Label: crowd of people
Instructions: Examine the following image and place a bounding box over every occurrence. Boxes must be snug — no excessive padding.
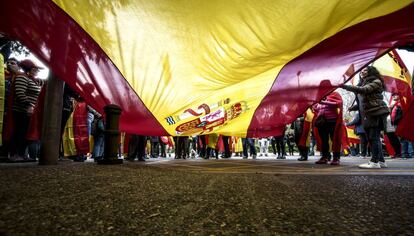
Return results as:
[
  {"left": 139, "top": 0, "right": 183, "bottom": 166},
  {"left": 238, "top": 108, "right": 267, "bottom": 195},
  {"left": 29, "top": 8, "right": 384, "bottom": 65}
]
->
[{"left": 1, "top": 56, "right": 413, "bottom": 169}]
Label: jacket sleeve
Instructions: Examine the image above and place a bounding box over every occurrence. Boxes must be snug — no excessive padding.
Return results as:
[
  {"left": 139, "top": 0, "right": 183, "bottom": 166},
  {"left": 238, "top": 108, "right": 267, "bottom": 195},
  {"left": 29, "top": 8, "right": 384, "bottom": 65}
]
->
[{"left": 340, "top": 79, "right": 382, "bottom": 94}]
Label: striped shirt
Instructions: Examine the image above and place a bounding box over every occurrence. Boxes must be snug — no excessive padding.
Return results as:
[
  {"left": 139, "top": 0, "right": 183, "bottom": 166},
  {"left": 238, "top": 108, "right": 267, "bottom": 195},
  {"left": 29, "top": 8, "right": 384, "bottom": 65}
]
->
[{"left": 13, "top": 75, "right": 42, "bottom": 113}]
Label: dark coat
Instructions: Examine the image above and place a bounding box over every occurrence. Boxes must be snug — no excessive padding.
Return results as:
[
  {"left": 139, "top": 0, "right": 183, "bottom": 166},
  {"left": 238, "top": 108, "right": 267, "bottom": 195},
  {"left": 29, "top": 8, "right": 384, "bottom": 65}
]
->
[{"left": 341, "top": 75, "right": 389, "bottom": 118}]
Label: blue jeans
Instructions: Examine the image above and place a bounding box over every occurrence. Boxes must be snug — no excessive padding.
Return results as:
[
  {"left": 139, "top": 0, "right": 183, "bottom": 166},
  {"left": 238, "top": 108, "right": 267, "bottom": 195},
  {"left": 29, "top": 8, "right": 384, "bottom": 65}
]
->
[
  {"left": 401, "top": 139, "right": 414, "bottom": 158},
  {"left": 87, "top": 112, "right": 94, "bottom": 136},
  {"left": 366, "top": 127, "right": 384, "bottom": 163},
  {"left": 92, "top": 135, "right": 104, "bottom": 158},
  {"left": 242, "top": 138, "right": 256, "bottom": 157}
]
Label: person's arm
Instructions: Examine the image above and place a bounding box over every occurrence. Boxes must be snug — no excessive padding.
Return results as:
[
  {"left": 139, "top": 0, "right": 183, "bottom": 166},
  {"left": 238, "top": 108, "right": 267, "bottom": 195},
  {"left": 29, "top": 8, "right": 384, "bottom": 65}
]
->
[
  {"left": 87, "top": 105, "right": 102, "bottom": 118},
  {"left": 346, "top": 114, "right": 359, "bottom": 126},
  {"left": 340, "top": 78, "right": 382, "bottom": 94}
]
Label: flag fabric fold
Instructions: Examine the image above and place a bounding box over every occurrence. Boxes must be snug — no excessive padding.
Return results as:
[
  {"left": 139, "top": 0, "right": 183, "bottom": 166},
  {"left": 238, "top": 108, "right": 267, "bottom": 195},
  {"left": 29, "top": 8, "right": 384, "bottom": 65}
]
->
[{"left": 1, "top": 0, "right": 414, "bottom": 137}]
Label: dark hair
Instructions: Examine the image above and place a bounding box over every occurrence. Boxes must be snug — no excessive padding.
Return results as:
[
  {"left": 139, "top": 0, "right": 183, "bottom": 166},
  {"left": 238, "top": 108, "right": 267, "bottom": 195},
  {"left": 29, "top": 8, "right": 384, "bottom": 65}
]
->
[
  {"left": 6, "top": 57, "right": 18, "bottom": 63},
  {"left": 366, "top": 66, "right": 386, "bottom": 90}
]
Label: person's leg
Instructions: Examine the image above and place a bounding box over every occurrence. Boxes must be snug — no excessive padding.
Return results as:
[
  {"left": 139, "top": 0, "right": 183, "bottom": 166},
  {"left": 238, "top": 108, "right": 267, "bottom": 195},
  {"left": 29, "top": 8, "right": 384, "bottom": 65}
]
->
[
  {"left": 249, "top": 139, "right": 257, "bottom": 158},
  {"left": 27, "top": 141, "right": 41, "bottom": 160},
  {"left": 368, "top": 127, "right": 383, "bottom": 163},
  {"left": 159, "top": 142, "right": 165, "bottom": 157},
  {"left": 242, "top": 138, "right": 248, "bottom": 158},
  {"left": 276, "top": 139, "right": 281, "bottom": 157},
  {"left": 408, "top": 142, "right": 414, "bottom": 158},
  {"left": 222, "top": 136, "right": 230, "bottom": 158},
  {"left": 401, "top": 139, "right": 408, "bottom": 159},
  {"left": 13, "top": 111, "right": 30, "bottom": 158},
  {"left": 317, "top": 122, "right": 330, "bottom": 163},
  {"left": 298, "top": 146, "right": 308, "bottom": 160},
  {"left": 281, "top": 137, "right": 286, "bottom": 157},
  {"left": 360, "top": 133, "right": 368, "bottom": 157},
  {"left": 328, "top": 121, "right": 340, "bottom": 161},
  {"left": 137, "top": 136, "right": 146, "bottom": 161},
  {"left": 93, "top": 135, "right": 104, "bottom": 159},
  {"left": 271, "top": 138, "right": 276, "bottom": 155},
  {"left": 127, "top": 135, "right": 138, "bottom": 160}
]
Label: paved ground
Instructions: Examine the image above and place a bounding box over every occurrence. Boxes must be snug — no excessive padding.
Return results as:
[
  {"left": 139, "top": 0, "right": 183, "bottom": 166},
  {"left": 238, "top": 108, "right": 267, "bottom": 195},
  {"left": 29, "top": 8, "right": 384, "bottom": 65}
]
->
[
  {"left": 0, "top": 155, "right": 413, "bottom": 235},
  {"left": 144, "top": 155, "right": 414, "bottom": 175}
]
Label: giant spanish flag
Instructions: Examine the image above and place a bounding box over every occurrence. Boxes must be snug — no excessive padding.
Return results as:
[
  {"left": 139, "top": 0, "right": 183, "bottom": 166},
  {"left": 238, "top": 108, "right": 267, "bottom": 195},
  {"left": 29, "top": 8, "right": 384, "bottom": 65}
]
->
[{"left": 1, "top": 1, "right": 414, "bottom": 137}]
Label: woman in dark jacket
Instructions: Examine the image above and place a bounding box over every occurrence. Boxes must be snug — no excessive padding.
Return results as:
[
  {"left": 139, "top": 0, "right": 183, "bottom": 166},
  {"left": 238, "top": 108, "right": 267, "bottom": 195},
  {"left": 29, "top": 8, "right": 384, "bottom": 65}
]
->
[{"left": 340, "top": 66, "right": 389, "bottom": 169}]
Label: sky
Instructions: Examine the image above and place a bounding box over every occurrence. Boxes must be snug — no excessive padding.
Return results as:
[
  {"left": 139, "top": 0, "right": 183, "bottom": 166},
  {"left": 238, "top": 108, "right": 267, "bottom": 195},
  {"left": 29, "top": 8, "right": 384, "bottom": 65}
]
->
[{"left": 12, "top": 49, "right": 414, "bottom": 81}]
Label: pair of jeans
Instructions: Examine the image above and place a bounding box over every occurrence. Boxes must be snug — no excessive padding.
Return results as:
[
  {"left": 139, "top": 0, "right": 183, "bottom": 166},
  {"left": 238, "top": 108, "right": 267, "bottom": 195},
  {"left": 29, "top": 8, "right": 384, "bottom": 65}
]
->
[
  {"left": 401, "top": 139, "right": 414, "bottom": 158},
  {"left": 359, "top": 133, "right": 369, "bottom": 156},
  {"left": 92, "top": 135, "right": 104, "bottom": 158},
  {"left": 28, "top": 141, "right": 41, "bottom": 159},
  {"left": 242, "top": 138, "right": 256, "bottom": 157},
  {"left": 87, "top": 112, "right": 94, "bottom": 136},
  {"left": 366, "top": 127, "right": 384, "bottom": 163},
  {"left": 222, "top": 136, "right": 231, "bottom": 158}
]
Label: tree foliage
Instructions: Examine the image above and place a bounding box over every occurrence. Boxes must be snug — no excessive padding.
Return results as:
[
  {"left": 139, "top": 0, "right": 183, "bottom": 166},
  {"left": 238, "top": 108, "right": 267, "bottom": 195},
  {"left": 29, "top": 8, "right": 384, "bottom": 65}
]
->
[{"left": 0, "top": 38, "right": 30, "bottom": 60}]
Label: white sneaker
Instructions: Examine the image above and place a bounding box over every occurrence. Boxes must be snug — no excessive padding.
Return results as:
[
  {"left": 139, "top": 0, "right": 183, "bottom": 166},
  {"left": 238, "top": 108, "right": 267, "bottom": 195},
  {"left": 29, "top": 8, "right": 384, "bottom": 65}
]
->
[
  {"left": 379, "top": 162, "right": 387, "bottom": 168},
  {"left": 358, "top": 161, "right": 381, "bottom": 169}
]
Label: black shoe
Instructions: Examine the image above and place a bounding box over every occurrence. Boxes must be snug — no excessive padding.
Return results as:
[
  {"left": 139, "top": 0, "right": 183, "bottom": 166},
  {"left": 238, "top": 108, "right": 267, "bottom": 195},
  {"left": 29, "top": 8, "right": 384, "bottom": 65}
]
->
[
  {"left": 73, "top": 156, "right": 85, "bottom": 162},
  {"left": 297, "top": 156, "right": 308, "bottom": 161}
]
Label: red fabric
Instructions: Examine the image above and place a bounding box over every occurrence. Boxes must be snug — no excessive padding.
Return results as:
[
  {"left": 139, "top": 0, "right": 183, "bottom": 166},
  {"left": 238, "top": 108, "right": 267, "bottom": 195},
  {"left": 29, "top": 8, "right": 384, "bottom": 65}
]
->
[
  {"left": 73, "top": 101, "right": 89, "bottom": 155},
  {"left": 384, "top": 135, "right": 395, "bottom": 156},
  {"left": 217, "top": 135, "right": 224, "bottom": 152},
  {"left": 26, "top": 85, "right": 46, "bottom": 140},
  {"left": 390, "top": 101, "right": 401, "bottom": 124},
  {"left": 341, "top": 123, "right": 349, "bottom": 150},
  {"left": 0, "top": 0, "right": 168, "bottom": 136},
  {"left": 298, "top": 112, "right": 311, "bottom": 147},
  {"left": 246, "top": 4, "right": 414, "bottom": 137},
  {"left": 329, "top": 92, "right": 344, "bottom": 152},
  {"left": 161, "top": 136, "right": 174, "bottom": 148},
  {"left": 396, "top": 95, "right": 414, "bottom": 142},
  {"left": 124, "top": 133, "right": 130, "bottom": 153}
]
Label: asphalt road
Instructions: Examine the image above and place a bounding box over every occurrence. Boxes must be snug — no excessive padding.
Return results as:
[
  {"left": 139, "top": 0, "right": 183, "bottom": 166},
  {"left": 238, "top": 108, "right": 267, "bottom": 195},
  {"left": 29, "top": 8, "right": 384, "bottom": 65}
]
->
[{"left": 0, "top": 156, "right": 413, "bottom": 235}]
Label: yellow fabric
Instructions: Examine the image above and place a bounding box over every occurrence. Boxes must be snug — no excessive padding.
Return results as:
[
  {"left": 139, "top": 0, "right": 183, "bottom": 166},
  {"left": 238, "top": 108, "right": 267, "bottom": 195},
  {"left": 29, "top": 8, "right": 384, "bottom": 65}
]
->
[
  {"left": 347, "top": 127, "right": 360, "bottom": 142},
  {"left": 232, "top": 137, "right": 243, "bottom": 153},
  {"left": 0, "top": 55, "right": 4, "bottom": 145},
  {"left": 207, "top": 133, "right": 219, "bottom": 149},
  {"left": 62, "top": 112, "right": 77, "bottom": 156},
  {"left": 373, "top": 50, "right": 412, "bottom": 85},
  {"left": 304, "top": 109, "right": 314, "bottom": 147},
  {"left": 53, "top": 0, "right": 412, "bottom": 137}
]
